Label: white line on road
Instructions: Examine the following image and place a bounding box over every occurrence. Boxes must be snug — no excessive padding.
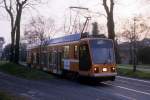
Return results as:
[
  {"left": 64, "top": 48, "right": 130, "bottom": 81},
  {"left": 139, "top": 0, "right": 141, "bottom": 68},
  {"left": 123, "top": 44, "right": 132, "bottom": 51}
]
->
[
  {"left": 117, "top": 76, "right": 150, "bottom": 84},
  {"left": 114, "top": 93, "right": 136, "bottom": 100},
  {"left": 103, "top": 82, "right": 150, "bottom": 96}
]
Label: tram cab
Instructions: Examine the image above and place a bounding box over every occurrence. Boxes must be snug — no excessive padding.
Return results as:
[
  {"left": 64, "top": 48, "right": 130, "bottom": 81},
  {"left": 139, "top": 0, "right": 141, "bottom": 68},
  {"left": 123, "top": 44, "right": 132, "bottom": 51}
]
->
[{"left": 79, "top": 35, "right": 117, "bottom": 81}]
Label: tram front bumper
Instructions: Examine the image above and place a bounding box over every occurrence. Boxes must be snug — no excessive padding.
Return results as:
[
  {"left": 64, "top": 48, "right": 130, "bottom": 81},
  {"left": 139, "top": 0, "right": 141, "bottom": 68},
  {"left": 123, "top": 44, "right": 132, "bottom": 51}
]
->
[{"left": 92, "top": 73, "right": 117, "bottom": 77}]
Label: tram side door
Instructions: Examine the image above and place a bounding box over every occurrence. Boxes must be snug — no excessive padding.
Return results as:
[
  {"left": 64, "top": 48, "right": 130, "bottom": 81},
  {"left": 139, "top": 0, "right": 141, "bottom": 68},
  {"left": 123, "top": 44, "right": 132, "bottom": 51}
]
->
[
  {"left": 79, "top": 43, "right": 91, "bottom": 71},
  {"left": 56, "top": 52, "right": 62, "bottom": 74}
]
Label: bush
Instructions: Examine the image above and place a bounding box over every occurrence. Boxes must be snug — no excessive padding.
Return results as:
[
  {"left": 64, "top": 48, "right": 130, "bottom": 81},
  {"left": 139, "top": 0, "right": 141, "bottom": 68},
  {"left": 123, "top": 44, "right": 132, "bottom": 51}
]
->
[{"left": 138, "top": 47, "right": 150, "bottom": 64}]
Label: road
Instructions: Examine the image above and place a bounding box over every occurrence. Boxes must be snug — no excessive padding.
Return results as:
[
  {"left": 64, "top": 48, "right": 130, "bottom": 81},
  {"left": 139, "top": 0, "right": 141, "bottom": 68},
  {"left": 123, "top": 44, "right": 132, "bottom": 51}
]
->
[{"left": 0, "top": 72, "right": 150, "bottom": 100}]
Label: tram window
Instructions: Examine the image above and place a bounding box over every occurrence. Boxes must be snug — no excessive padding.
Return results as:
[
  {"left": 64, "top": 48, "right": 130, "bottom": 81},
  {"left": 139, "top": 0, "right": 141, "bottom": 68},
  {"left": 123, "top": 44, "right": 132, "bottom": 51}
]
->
[
  {"left": 33, "top": 53, "right": 36, "bottom": 64},
  {"left": 44, "top": 53, "right": 48, "bottom": 65},
  {"left": 49, "top": 53, "right": 52, "bottom": 64},
  {"left": 74, "top": 45, "right": 78, "bottom": 59},
  {"left": 79, "top": 44, "right": 91, "bottom": 70},
  {"left": 41, "top": 53, "right": 44, "bottom": 64},
  {"left": 36, "top": 53, "right": 39, "bottom": 64},
  {"left": 41, "top": 53, "right": 47, "bottom": 65},
  {"left": 31, "top": 53, "right": 34, "bottom": 64},
  {"left": 63, "top": 46, "right": 69, "bottom": 59}
]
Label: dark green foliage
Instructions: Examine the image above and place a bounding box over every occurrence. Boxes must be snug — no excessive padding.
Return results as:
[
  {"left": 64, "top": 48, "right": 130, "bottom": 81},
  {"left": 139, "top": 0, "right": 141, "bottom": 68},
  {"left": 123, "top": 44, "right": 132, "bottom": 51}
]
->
[
  {"left": 138, "top": 47, "right": 150, "bottom": 64},
  {"left": 2, "top": 44, "right": 11, "bottom": 60},
  {"left": 92, "top": 22, "right": 99, "bottom": 36},
  {"left": 118, "top": 68, "right": 150, "bottom": 80},
  {"left": 3, "top": 43, "right": 27, "bottom": 62}
]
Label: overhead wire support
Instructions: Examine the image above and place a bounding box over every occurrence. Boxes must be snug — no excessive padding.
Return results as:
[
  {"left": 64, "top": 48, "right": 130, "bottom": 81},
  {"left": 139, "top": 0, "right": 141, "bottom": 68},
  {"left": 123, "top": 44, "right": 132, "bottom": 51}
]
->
[
  {"left": 69, "top": 6, "right": 89, "bottom": 10},
  {"left": 68, "top": 6, "right": 91, "bottom": 37},
  {"left": 80, "top": 16, "right": 91, "bottom": 37}
]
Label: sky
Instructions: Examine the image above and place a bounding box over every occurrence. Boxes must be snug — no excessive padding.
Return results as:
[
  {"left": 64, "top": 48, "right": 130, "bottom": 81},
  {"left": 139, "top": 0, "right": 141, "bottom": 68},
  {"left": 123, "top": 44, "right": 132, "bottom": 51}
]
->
[{"left": 0, "top": 0, "right": 150, "bottom": 44}]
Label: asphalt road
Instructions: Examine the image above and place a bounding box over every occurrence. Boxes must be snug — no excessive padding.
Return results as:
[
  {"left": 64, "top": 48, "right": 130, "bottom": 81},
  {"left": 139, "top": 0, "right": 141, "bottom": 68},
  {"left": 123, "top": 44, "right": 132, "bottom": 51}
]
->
[{"left": 0, "top": 72, "right": 150, "bottom": 100}]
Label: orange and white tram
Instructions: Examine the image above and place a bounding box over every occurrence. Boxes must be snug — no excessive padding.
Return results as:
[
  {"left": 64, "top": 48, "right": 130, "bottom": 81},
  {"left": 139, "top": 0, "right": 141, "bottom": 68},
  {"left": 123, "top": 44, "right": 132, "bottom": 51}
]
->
[{"left": 27, "top": 33, "right": 117, "bottom": 81}]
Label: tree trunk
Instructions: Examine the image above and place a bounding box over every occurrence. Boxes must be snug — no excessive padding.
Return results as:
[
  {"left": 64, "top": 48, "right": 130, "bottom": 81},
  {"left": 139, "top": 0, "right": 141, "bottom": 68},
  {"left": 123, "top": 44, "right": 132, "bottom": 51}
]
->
[
  {"left": 14, "top": 7, "right": 22, "bottom": 64},
  {"left": 107, "top": 15, "right": 115, "bottom": 40},
  {"left": 10, "top": 32, "right": 15, "bottom": 62},
  {"left": 103, "top": 0, "right": 120, "bottom": 63}
]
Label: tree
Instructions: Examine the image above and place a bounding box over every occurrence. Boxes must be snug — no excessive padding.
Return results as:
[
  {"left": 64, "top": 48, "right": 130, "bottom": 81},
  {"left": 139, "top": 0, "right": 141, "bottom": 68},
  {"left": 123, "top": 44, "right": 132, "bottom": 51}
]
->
[
  {"left": 14, "top": 0, "right": 29, "bottom": 63},
  {"left": 121, "top": 16, "right": 149, "bottom": 72},
  {"left": 103, "top": 0, "right": 115, "bottom": 40},
  {"left": 92, "top": 22, "right": 99, "bottom": 36},
  {"left": 102, "top": 0, "right": 121, "bottom": 63},
  {"left": 24, "top": 16, "right": 55, "bottom": 66},
  {"left": 138, "top": 47, "right": 150, "bottom": 64},
  {"left": 1, "top": 0, "right": 17, "bottom": 62},
  {"left": 0, "top": 0, "right": 42, "bottom": 63},
  {"left": 2, "top": 44, "right": 11, "bottom": 60}
]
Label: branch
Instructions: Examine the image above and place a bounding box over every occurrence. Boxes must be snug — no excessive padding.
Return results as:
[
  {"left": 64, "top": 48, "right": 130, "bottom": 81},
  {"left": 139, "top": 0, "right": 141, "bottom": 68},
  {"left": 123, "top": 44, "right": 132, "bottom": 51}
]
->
[
  {"left": 103, "top": 0, "right": 109, "bottom": 15},
  {"left": 3, "top": 0, "right": 14, "bottom": 29},
  {"left": 22, "top": 0, "right": 28, "bottom": 6},
  {"left": 110, "top": 0, "right": 114, "bottom": 14}
]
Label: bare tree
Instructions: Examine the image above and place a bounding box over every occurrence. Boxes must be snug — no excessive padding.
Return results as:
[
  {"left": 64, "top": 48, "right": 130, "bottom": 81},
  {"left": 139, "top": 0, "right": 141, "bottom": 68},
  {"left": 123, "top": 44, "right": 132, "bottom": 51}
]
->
[
  {"left": 121, "top": 16, "right": 150, "bottom": 72},
  {"left": 102, "top": 0, "right": 121, "bottom": 63},
  {"left": 0, "top": 0, "right": 42, "bottom": 63},
  {"left": 1, "top": 0, "right": 17, "bottom": 62},
  {"left": 24, "top": 16, "right": 55, "bottom": 66}
]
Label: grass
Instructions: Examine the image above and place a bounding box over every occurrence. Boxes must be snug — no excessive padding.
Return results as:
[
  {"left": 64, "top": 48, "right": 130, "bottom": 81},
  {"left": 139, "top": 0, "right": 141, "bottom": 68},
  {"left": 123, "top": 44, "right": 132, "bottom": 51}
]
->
[
  {"left": 0, "top": 63, "right": 54, "bottom": 80},
  {"left": 0, "top": 90, "right": 27, "bottom": 100},
  {"left": 117, "top": 68, "right": 150, "bottom": 80},
  {"left": 118, "top": 64, "right": 132, "bottom": 67}
]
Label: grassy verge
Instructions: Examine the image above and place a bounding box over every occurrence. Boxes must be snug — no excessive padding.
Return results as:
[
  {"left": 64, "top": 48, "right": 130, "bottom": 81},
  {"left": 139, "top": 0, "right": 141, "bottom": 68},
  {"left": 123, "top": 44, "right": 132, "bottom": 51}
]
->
[
  {"left": 118, "top": 64, "right": 132, "bottom": 67},
  {"left": 0, "top": 90, "right": 27, "bottom": 100},
  {"left": 117, "top": 68, "right": 150, "bottom": 80},
  {"left": 0, "top": 63, "right": 53, "bottom": 80}
]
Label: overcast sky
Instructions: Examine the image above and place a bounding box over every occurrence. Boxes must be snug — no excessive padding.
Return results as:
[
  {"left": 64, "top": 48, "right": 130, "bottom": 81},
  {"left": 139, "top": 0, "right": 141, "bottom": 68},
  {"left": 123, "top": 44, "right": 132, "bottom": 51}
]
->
[{"left": 0, "top": 0, "right": 150, "bottom": 44}]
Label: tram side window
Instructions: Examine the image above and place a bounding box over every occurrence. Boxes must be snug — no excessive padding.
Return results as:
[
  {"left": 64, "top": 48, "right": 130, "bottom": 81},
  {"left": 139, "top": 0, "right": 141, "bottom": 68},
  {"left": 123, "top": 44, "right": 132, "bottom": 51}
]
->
[
  {"left": 74, "top": 45, "right": 78, "bottom": 59},
  {"left": 41, "top": 53, "right": 44, "bottom": 64},
  {"left": 41, "top": 53, "right": 47, "bottom": 65},
  {"left": 49, "top": 52, "right": 56, "bottom": 67},
  {"left": 49, "top": 53, "right": 52, "bottom": 65},
  {"left": 63, "top": 46, "right": 69, "bottom": 59},
  {"left": 36, "top": 53, "right": 39, "bottom": 64},
  {"left": 31, "top": 53, "right": 34, "bottom": 64},
  {"left": 33, "top": 53, "right": 36, "bottom": 64}
]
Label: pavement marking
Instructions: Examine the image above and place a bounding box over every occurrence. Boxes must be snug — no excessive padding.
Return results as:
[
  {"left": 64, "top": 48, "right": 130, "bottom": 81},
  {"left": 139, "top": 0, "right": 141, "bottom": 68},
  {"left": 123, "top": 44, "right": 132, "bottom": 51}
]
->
[
  {"left": 114, "top": 93, "right": 136, "bottom": 100},
  {"left": 116, "top": 79, "right": 150, "bottom": 88},
  {"left": 103, "top": 82, "right": 150, "bottom": 96},
  {"left": 117, "top": 76, "right": 150, "bottom": 84}
]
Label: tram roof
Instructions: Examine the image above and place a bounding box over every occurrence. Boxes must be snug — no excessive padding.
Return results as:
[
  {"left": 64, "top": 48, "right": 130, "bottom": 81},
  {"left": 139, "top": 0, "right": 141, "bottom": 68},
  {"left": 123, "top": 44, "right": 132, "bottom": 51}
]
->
[
  {"left": 27, "top": 33, "right": 108, "bottom": 49},
  {"left": 27, "top": 33, "right": 81, "bottom": 49},
  {"left": 47, "top": 33, "right": 81, "bottom": 44}
]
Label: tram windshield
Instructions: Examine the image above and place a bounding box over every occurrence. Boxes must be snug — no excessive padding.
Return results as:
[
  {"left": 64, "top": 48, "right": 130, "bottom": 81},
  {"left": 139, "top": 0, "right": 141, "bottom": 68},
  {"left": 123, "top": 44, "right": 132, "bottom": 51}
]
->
[{"left": 89, "top": 39, "right": 115, "bottom": 64}]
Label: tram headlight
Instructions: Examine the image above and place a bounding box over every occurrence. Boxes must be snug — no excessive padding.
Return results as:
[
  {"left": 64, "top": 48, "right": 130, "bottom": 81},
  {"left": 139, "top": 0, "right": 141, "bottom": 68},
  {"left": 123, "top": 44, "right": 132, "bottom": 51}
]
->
[
  {"left": 94, "top": 67, "right": 99, "bottom": 73},
  {"left": 102, "top": 68, "right": 107, "bottom": 72},
  {"left": 111, "top": 67, "right": 116, "bottom": 72}
]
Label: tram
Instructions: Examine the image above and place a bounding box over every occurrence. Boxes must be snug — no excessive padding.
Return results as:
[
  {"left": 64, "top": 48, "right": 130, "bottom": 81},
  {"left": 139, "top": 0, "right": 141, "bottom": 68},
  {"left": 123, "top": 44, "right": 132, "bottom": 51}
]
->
[{"left": 27, "top": 33, "right": 117, "bottom": 81}]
